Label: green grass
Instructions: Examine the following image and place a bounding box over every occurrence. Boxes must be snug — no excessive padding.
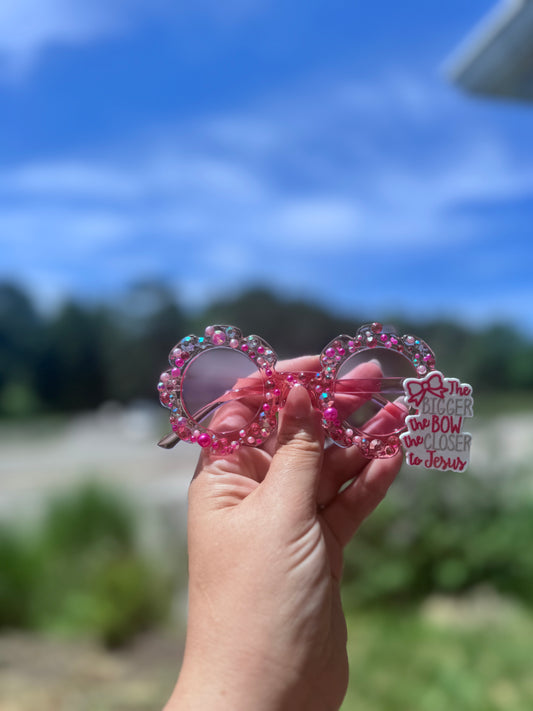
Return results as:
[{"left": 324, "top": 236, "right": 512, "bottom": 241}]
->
[{"left": 342, "top": 610, "right": 533, "bottom": 711}]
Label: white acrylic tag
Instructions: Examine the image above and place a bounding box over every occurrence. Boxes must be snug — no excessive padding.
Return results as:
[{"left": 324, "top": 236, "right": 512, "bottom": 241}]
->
[{"left": 400, "top": 370, "right": 474, "bottom": 472}]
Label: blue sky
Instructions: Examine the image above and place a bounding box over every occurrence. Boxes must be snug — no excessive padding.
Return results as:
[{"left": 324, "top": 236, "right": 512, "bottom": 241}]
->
[{"left": 1, "top": 0, "right": 532, "bottom": 333}]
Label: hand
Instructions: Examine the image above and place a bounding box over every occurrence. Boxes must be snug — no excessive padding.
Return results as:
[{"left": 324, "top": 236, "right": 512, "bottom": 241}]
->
[{"left": 165, "top": 356, "right": 403, "bottom": 711}]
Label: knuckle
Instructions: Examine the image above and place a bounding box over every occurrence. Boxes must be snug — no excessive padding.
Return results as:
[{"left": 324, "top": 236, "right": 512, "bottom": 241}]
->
[
  {"left": 360, "top": 476, "right": 390, "bottom": 503},
  {"left": 277, "top": 427, "right": 323, "bottom": 455}
]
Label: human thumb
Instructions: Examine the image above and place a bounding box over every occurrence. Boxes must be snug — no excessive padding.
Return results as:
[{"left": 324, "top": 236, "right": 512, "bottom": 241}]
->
[{"left": 263, "top": 385, "right": 324, "bottom": 513}]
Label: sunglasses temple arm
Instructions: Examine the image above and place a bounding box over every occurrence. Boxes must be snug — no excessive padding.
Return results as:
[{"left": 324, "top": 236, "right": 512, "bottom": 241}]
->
[
  {"left": 335, "top": 377, "right": 407, "bottom": 414},
  {"left": 157, "top": 432, "right": 181, "bottom": 449},
  {"left": 157, "top": 383, "right": 265, "bottom": 449},
  {"left": 158, "top": 378, "right": 408, "bottom": 448},
  {"left": 334, "top": 376, "right": 406, "bottom": 395}
]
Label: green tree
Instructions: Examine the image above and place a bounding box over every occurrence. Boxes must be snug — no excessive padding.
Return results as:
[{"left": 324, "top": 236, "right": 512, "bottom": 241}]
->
[
  {"left": 33, "top": 301, "right": 108, "bottom": 411},
  {"left": 198, "top": 286, "right": 361, "bottom": 356},
  {"left": 0, "top": 282, "right": 44, "bottom": 415},
  {"left": 106, "top": 281, "right": 189, "bottom": 401}
]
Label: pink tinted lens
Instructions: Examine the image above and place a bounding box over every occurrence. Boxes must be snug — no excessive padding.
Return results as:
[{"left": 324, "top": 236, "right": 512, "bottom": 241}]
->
[
  {"left": 335, "top": 348, "right": 416, "bottom": 436},
  {"left": 181, "top": 348, "right": 264, "bottom": 435}
]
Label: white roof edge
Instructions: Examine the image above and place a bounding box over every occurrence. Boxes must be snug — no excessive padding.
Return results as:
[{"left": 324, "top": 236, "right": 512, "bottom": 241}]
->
[{"left": 442, "top": 0, "right": 526, "bottom": 81}]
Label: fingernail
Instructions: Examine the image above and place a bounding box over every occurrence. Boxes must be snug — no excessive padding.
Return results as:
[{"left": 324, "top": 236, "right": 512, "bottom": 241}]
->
[{"left": 284, "top": 385, "right": 313, "bottom": 419}]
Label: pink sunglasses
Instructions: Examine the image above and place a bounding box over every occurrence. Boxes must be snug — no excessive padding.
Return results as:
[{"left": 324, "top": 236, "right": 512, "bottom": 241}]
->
[{"left": 157, "top": 323, "right": 436, "bottom": 458}]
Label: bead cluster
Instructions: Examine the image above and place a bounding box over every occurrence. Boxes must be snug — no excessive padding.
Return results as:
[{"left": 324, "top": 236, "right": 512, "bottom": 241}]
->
[
  {"left": 157, "top": 325, "right": 278, "bottom": 455},
  {"left": 318, "top": 322, "right": 436, "bottom": 458}
]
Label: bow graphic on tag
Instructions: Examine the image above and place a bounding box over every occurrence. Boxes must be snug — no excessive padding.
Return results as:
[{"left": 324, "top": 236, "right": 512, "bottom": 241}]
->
[{"left": 404, "top": 371, "right": 448, "bottom": 407}]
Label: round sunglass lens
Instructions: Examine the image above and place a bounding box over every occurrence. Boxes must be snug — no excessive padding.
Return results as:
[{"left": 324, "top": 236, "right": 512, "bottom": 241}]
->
[
  {"left": 335, "top": 348, "right": 416, "bottom": 436},
  {"left": 181, "top": 348, "right": 264, "bottom": 435}
]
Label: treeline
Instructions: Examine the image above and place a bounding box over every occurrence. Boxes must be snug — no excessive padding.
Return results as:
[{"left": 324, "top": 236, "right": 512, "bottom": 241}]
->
[{"left": 1, "top": 280, "right": 532, "bottom": 416}]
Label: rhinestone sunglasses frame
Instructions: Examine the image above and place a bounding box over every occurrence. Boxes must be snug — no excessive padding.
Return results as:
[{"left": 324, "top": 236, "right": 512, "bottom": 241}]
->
[{"left": 157, "top": 322, "right": 436, "bottom": 458}]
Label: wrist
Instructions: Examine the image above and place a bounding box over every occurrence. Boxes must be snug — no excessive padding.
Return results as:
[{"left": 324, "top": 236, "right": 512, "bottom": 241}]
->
[
  {"left": 166, "top": 636, "right": 336, "bottom": 711},
  {"left": 166, "top": 570, "right": 346, "bottom": 711}
]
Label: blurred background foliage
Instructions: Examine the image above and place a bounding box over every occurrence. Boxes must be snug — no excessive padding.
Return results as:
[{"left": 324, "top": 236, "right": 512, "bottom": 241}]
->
[
  {"left": 0, "top": 483, "right": 175, "bottom": 648},
  {"left": 2, "top": 276, "right": 533, "bottom": 633},
  {"left": 343, "top": 468, "right": 533, "bottom": 610},
  {"left": 3, "top": 467, "right": 533, "bottom": 648},
  {"left": 1, "top": 278, "right": 533, "bottom": 709},
  {"left": 1, "top": 278, "right": 532, "bottom": 418}
]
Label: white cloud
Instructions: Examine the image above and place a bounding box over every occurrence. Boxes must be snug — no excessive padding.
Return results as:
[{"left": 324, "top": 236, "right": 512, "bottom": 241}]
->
[
  {"left": 0, "top": 92, "right": 530, "bottom": 257},
  {"left": 271, "top": 197, "right": 362, "bottom": 244},
  {"left": 0, "top": 0, "right": 269, "bottom": 81},
  {"left": 3, "top": 161, "right": 142, "bottom": 199},
  {"left": 357, "top": 138, "right": 533, "bottom": 246},
  {"left": 0, "top": 1, "right": 122, "bottom": 78},
  {"left": 0, "top": 205, "right": 132, "bottom": 252},
  {"left": 1, "top": 74, "right": 531, "bottom": 255},
  {"left": 0, "top": 152, "right": 266, "bottom": 205},
  {"left": 160, "top": 155, "right": 266, "bottom": 202},
  {"left": 1, "top": 70, "right": 532, "bottom": 325}
]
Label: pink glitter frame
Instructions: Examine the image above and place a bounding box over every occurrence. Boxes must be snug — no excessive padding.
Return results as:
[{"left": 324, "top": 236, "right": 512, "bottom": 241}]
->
[{"left": 157, "top": 322, "right": 436, "bottom": 458}]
